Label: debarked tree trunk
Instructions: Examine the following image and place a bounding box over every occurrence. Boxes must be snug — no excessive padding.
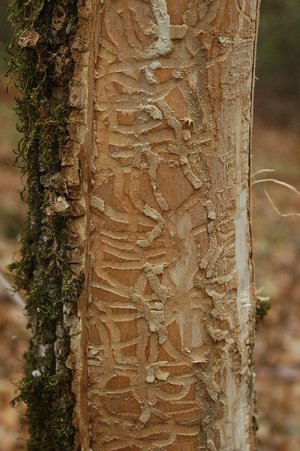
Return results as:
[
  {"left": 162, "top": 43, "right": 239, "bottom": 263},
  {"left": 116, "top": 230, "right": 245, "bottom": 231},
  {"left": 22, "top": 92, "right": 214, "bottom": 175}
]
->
[{"left": 13, "top": 0, "right": 260, "bottom": 450}]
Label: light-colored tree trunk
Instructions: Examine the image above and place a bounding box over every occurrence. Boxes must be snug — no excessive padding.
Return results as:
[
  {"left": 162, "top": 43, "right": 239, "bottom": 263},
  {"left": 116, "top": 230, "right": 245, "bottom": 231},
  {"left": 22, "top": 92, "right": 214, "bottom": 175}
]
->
[{"left": 66, "top": 1, "right": 260, "bottom": 450}]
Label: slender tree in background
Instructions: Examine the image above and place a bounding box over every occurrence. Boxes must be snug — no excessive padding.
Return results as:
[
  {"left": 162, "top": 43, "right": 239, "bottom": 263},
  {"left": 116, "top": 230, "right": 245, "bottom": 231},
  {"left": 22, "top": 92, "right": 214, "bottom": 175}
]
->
[{"left": 11, "top": 1, "right": 260, "bottom": 449}]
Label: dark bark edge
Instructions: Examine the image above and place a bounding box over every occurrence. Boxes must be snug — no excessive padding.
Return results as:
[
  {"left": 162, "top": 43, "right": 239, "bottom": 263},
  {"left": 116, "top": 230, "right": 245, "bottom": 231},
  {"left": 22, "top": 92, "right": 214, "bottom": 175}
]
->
[{"left": 9, "top": 1, "right": 81, "bottom": 449}]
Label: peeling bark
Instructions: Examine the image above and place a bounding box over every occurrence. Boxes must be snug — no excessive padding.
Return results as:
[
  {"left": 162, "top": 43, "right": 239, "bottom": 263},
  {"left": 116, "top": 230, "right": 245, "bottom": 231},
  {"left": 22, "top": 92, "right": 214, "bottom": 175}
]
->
[{"left": 66, "top": 1, "right": 261, "bottom": 449}]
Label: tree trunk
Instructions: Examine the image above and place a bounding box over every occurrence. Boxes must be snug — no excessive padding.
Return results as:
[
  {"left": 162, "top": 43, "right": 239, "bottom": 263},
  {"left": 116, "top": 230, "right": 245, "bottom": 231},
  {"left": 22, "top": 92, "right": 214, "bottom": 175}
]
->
[{"left": 13, "top": 0, "right": 260, "bottom": 450}]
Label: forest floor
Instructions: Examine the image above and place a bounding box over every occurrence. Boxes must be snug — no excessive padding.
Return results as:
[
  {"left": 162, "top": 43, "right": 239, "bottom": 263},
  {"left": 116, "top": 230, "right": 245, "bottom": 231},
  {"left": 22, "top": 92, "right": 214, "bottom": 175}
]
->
[
  {"left": 253, "top": 117, "right": 300, "bottom": 450},
  {"left": 0, "top": 83, "right": 28, "bottom": 450},
  {"left": 0, "top": 82, "right": 300, "bottom": 450}
]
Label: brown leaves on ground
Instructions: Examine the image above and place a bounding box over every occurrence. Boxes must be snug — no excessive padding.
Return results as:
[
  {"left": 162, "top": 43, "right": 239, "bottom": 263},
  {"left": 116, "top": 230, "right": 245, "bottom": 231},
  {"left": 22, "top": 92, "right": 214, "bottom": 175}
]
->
[
  {"left": 253, "top": 119, "right": 300, "bottom": 451},
  {"left": 0, "top": 298, "right": 28, "bottom": 451},
  {"left": 0, "top": 84, "right": 28, "bottom": 450}
]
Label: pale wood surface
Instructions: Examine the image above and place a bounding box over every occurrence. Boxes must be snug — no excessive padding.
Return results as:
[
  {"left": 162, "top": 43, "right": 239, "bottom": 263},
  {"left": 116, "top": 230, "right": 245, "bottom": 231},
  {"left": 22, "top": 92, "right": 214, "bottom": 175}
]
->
[{"left": 67, "top": 1, "right": 260, "bottom": 449}]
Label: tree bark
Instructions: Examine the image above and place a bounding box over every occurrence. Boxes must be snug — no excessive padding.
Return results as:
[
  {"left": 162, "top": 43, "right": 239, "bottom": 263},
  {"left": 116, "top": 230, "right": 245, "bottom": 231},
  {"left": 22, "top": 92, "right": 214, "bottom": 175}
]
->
[
  {"left": 67, "top": 1, "right": 260, "bottom": 449},
  {"left": 13, "top": 0, "right": 260, "bottom": 449}
]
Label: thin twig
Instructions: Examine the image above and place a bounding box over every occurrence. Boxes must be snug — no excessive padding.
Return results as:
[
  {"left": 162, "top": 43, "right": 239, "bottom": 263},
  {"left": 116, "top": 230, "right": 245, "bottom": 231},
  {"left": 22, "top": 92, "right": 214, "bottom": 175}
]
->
[
  {"left": 0, "top": 272, "right": 25, "bottom": 308},
  {"left": 264, "top": 188, "right": 300, "bottom": 218},
  {"left": 252, "top": 168, "right": 276, "bottom": 178},
  {"left": 252, "top": 177, "right": 300, "bottom": 196}
]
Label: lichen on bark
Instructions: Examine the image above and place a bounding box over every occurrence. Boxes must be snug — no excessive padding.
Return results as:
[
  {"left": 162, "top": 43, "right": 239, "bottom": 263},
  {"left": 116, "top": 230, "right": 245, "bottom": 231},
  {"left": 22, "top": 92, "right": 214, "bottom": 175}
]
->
[{"left": 9, "top": 0, "right": 81, "bottom": 449}]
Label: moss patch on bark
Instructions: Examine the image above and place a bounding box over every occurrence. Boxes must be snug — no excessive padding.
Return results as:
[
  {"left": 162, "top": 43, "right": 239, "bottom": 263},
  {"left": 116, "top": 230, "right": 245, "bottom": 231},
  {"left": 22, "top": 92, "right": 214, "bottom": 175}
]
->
[{"left": 9, "top": 1, "right": 81, "bottom": 449}]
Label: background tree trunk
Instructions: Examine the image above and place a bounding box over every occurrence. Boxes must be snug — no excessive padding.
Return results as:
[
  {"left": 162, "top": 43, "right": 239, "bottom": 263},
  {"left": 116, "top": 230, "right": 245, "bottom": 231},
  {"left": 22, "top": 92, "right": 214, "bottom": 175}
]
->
[{"left": 13, "top": 0, "right": 260, "bottom": 449}]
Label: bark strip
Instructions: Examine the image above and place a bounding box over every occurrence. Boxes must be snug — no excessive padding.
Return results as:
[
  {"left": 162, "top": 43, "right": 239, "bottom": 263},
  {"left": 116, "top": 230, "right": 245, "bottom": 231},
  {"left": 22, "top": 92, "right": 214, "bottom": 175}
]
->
[
  {"left": 10, "top": 1, "right": 82, "bottom": 449},
  {"left": 69, "top": 1, "right": 260, "bottom": 450}
]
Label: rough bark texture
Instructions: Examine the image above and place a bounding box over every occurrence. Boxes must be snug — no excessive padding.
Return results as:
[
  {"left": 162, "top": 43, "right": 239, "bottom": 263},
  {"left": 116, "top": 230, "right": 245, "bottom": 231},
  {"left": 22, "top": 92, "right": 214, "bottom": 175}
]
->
[
  {"left": 10, "top": 1, "right": 81, "bottom": 449},
  {"left": 67, "top": 1, "right": 260, "bottom": 450}
]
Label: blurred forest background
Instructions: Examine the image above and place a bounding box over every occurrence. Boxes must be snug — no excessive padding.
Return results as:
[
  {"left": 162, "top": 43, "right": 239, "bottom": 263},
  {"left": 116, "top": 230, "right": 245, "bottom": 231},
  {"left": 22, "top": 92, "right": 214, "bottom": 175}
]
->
[{"left": 0, "top": 1, "right": 300, "bottom": 450}]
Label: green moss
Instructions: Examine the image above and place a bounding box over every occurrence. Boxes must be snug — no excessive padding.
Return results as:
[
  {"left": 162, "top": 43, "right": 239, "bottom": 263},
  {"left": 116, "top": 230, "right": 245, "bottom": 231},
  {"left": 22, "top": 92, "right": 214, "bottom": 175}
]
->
[
  {"left": 9, "top": 0, "right": 82, "bottom": 449},
  {"left": 256, "top": 297, "right": 271, "bottom": 326}
]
